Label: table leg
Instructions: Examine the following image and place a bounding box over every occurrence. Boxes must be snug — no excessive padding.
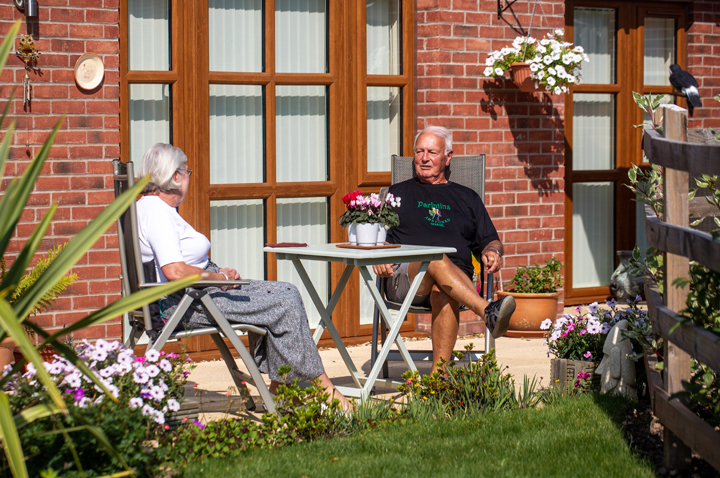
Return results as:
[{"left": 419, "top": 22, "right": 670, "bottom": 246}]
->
[
  {"left": 357, "top": 265, "right": 417, "bottom": 372},
  {"left": 358, "top": 262, "right": 429, "bottom": 400},
  {"left": 290, "top": 259, "right": 362, "bottom": 388}
]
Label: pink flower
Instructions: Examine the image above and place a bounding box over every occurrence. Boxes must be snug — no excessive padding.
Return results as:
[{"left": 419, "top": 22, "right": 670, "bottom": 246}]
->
[
  {"left": 579, "top": 329, "right": 587, "bottom": 335},
  {"left": 135, "top": 357, "right": 145, "bottom": 363},
  {"left": 583, "top": 351, "right": 592, "bottom": 359}
]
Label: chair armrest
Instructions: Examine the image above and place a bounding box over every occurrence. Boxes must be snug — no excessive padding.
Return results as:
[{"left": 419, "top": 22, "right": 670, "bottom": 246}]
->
[{"left": 138, "top": 280, "right": 250, "bottom": 289}]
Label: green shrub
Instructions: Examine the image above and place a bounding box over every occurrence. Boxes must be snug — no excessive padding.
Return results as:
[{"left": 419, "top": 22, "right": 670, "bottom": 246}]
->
[
  {"left": 505, "top": 257, "right": 563, "bottom": 293},
  {"left": 398, "top": 347, "right": 540, "bottom": 417}
]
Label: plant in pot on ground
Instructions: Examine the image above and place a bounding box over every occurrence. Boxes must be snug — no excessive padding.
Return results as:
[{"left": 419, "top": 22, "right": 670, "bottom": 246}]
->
[{"left": 496, "top": 257, "right": 563, "bottom": 337}]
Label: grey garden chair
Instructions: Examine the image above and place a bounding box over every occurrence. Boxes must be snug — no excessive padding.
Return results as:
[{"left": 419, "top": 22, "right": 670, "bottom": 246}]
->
[
  {"left": 370, "top": 155, "right": 496, "bottom": 378},
  {"left": 113, "top": 159, "right": 275, "bottom": 413}
]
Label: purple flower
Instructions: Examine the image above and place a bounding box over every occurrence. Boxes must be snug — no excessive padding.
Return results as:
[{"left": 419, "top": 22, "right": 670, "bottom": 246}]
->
[
  {"left": 588, "top": 302, "right": 599, "bottom": 313},
  {"left": 73, "top": 388, "right": 85, "bottom": 401},
  {"left": 193, "top": 420, "right": 206, "bottom": 429},
  {"left": 607, "top": 298, "right": 617, "bottom": 307}
]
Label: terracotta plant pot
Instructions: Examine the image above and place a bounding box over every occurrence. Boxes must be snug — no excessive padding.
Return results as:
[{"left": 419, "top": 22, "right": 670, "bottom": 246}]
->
[
  {"left": 12, "top": 345, "right": 57, "bottom": 374},
  {"left": 496, "top": 290, "right": 561, "bottom": 338},
  {"left": 508, "top": 62, "right": 537, "bottom": 92}
]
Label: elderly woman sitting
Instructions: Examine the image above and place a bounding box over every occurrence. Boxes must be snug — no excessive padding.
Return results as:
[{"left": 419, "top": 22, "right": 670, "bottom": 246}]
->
[{"left": 136, "top": 143, "right": 350, "bottom": 410}]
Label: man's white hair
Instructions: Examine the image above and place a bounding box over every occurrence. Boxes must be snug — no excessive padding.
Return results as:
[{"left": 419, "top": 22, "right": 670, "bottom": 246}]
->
[
  {"left": 136, "top": 143, "right": 188, "bottom": 194},
  {"left": 414, "top": 126, "right": 453, "bottom": 155}
]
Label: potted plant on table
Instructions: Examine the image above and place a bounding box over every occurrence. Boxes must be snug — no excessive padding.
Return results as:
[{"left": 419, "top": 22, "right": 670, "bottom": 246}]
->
[
  {"left": 497, "top": 257, "right": 563, "bottom": 337},
  {"left": 483, "top": 30, "right": 588, "bottom": 94},
  {"left": 339, "top": 190, "right": 400, "bottom": 246}
]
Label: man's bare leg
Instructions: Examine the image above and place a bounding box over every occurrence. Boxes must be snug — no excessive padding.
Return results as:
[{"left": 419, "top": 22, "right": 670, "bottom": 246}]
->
[
  {"left": 429, "top": 285, "right": 460, "bottom": 374},
  {"left": 408, "top": 255, "right": 490, "bottom": 318}
]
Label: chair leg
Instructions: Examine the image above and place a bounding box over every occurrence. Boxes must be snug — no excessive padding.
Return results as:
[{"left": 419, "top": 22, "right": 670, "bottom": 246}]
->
[
  {"left": 209, "top": 333, "right": 257, "bottom": 412},
  {"left": 371, "top": 297, "right": 380, "bottom": 376},
  {"left": 125, "top": 324, "right": 144, "bottom": 348},
  {"left": 380, "top": 319, "right": 389, "bottom": 378}
]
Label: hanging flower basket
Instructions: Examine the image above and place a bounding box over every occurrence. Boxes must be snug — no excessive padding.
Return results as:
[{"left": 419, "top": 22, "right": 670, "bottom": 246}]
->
[{"left": 508, "top": 62, "right": 537, "bottom": 92}]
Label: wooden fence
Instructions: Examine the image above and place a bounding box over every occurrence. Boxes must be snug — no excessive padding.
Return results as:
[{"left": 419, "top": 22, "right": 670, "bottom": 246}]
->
[{"left": 642, "top": 104, "right": 720, "bottom": 472}]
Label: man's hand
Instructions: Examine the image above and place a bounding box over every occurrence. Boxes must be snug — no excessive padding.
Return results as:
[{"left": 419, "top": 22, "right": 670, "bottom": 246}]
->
[
  {"left": 373, "top": 263, "right": 394, "bottom": 277},
  {"left": 481, "top": 244, "right": 503, "bottom": 273}
]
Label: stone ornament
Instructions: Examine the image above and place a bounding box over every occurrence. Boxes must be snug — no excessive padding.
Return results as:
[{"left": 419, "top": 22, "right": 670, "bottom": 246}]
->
[{"left": 595, "top": 319, "right": 637, "bottom": 401}]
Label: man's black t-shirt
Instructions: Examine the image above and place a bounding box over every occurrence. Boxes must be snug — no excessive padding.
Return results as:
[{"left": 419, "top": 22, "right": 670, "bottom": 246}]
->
[{"left": 387, "top": 178, "right": 499, "bottom": 279}]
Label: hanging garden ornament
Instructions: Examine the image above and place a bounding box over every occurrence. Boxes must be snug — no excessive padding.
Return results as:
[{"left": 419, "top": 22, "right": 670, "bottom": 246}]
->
[{"left": 15, "top": 34, "right": 40, "bottom": 107}]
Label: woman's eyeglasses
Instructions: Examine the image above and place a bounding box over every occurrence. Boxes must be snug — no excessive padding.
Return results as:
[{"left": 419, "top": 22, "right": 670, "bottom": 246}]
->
[{"left": 177, "top": 168, "right": 193, "bottom": 177}]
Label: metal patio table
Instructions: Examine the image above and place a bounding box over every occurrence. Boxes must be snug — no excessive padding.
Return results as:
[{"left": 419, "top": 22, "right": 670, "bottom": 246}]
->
[{"left": 263, "top": 243, "right": 455, "bottom": 401}]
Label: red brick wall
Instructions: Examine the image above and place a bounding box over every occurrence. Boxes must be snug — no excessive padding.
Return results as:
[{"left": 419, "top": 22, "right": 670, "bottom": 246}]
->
[
  {"left": 415, "top": 0, "right": 567, "bottom": 296},
  {"left": 687, "top": 0, "right": 720, "bottom": 130},
  {"left": 0, "top": 2, "right": 121, "bottom": 340}
]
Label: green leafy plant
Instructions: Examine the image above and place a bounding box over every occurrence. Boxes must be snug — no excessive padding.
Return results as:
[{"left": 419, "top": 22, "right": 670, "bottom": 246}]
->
[
  {"left": 0, "top": 21, "right": 198, "bottom": 477},
  {"left": 672, "top": 262, "right": 720, "bottom": 337},
  {"left": 627, "top": 163, "right": 664, "bottom": 221},
  {"left": 631, "top": 91, "right": 666, "bottom": 133},
  {"left": 712, "top": 94, "right": 720, "bottom": 141},
  {"left": 397, "top": 347, "right": 540, "bottom": 417},
  {"left": 670, "top": 361, "right": 720, "bottom": 428},
  {"left": 504, "top": 257, "right": 563, "bottom": 293},
  {"left": 625, "top": 245, "right": 664, "bottom": 294}
]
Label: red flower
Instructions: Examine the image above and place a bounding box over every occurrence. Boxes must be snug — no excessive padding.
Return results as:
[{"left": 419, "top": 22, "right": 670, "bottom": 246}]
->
[{"left": 342, "top": 190, "right": 362, "bottom": 209}]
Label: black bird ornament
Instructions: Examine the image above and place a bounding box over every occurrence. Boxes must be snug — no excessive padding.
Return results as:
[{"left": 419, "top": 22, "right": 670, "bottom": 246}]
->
[{"left": 669, "top": 64, "right": 702, "bottom": 117}]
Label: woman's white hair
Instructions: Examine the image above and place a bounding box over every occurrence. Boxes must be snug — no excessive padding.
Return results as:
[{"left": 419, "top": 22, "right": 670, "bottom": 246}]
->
[
  {"left": 414, "top": 126, "right": 453, "bottom": 155},
  {"left": 137, "top": 143, "right": 188, "bottom": 193}
]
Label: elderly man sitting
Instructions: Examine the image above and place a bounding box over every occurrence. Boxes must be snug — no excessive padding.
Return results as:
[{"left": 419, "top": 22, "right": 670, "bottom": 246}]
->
[{"left": 373, "top": 126, "right": 515, "bottom": 373}]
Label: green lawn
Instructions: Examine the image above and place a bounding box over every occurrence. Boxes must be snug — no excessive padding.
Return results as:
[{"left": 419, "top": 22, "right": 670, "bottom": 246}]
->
[{"left": 181, "top": 394, "right": 655, "bottom": 478}]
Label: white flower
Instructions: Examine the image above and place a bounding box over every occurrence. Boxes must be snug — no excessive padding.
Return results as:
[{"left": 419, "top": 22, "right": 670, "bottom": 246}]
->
[
  {"left": 562, "top": 54, "right": 572, "bottom": 65},
  {"left": 46, "top": 361, "right": 66, "bottom": 375},
  {"left": 551, "top": 50, "right": 561, "bottom": 61},
  {"left": 540, "top": 318, "right": 553, "bottom": 330},
  {"left": 550, "top": 330, "right": 561, "bottom": 343},
  {"left": 561, "top": 85, "right": 568, "bottom": 93},
  {"left": 133, "top": 369, "right": 150, "bottom": 385},
  {"left": 548, "top": 67, "right": 556, "bottom": 76},
  {"left": 485, "top": 57, "right": 495, "bottom": 66},
  {"left": 600, "top": 323, "right": 611, "bottom": 334},
  {"left": 113, "top": 362, "right": 132, "bottom": 375},
  {"left": 76, "top": 397, "right": 91, "bottom": 408},
  {"left": 529, "top": 62, "right": 539, "bottom": 72},
  {"left": 583, "top": 53, "right": 589, "bottom": 62},
  {"left": 150, "top": 386, "right": 165, "bottom": 402},
  {"left": 64, "top": 372, "right": 82, "bottom": 389},
  {"left": 555, "top": 28, "right": 565, "bottom": 36},
  {"left": 129, "top": 397, "right": 143, "bottom": 409},
  {"left": 554, "top": 86, "right": 562, "bottom": 95},
  {"left": 587, "top": 319, "right": 602, "bottom": 334},
  {"left": 484, "top": 66, "right": 494, "bottom": 77},
  {"left": 495, "top": 67, "right": 504, "bottom": 76},
  {"left": 540, "top": 39, "right": 550, "bottom": 46},
  {"left": 158, "top": 381, "right": 168, "bottom": 392},
  {"left": 142, "top": 404, "right": 155, "bottom": 417},
  {"left": 167, "top": 398, "right": 181, "bottom": 412},
  {"left": 573, "top": 46, "right": 584, "bottom": 53},
  {"left": 547, "top": 76, "right": 556, "bottom": 86},
  {"left": 145, "top": 349, "right": 160, "bottom": 363},
  {"left": 588, "top": 302, "right": 599, "bottom": 313},
  {"left": 99, "top": 367, "right": 115, "bottom": 378},
  {"left": 146, "top": 364, "right": 160, "bottom": 378},
  {"left": 566, "top": 75, "right": 576, "bottom": 83},
  {"left": 154, "top": 411, "right": 165, "bottom": 425},
  {"left": 158, "top": 359, "right": 172, "bottom": 372},
  {"left": 91, "top": 348, "right": 107, "bottom": 362},
  {"left": 557, "top": 70, "right": 566, "bottom": 79},
  {"left": 543, "top": 55, "right": 552, "bottom": 65},
  {"left": 117, "top": 351, "right": 134, "bottom": 365},
  {"left": 95, "top": 339, "right": 110, "bottom": 351},
  {"left": 537, "top": 70, "right": 545, "bottom": 79}
]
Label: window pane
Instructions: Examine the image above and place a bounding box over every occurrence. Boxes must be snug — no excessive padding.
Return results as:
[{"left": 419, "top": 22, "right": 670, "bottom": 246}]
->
[
  {"left": 129, "top": 84, "right": 171, "bottom": 165},
  {"left": 367, "top": 87, "right": 401, "bottom": 172},
  {"left": 209, "top": 85, "right": 264, "bottom": 184},
  {"left": 276, "top": 0, "right": 327, "bottom": 73},
  {"left": 367, "top": 0, "right": 401, "bottom": 75},
  {"left": 644, "top": 18, "right": 675, "bottom": 86},
  {"left": 572, "top": 93, "right": 615, "bottom": 171},
  {"left": 572, "top": 182, "right": 614, "bottom": 289},
  {"left": 128, "top": 0, "right": 170, "bottom": 70},
  {"left": 210, "top": 199, "right": 265, "bottom": 280},
  {"left": 209, "top": 0, "right": 263, "bottom": 72},
  {"left": 276, "top": 85, "right": 327, "bottom": 182},
  {"left": 574, "top": 7, "right": 615, "bottom": 84},
  {"left": 276, "top": 197, "right": 328, "bottom": 329}
]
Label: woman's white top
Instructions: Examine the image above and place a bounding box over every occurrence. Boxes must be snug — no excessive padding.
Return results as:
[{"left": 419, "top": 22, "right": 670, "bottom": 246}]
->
[{"left": 136, "top": 195, "right": 210, "bottom": 282}]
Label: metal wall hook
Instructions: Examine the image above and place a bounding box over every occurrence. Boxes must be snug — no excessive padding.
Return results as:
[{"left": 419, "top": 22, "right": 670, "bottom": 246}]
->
[{"left": 498, "top": 0, "right": 520, "bottom": 19}]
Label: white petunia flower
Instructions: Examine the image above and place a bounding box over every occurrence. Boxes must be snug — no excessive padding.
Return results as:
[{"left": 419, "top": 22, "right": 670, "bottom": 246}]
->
[
  {"left": 95, "top": 339, "right": 110, "bottom": 351},
  {"left": 167, "top": 398, "right": 181, "bottom": 412},
  {"left": 495, "top": 68, "right": 504, "bottom": 76},
  {"left": 133, "top": 369, "right": 150, "bottom": 385},
  {"left": 158, "top": 359, "right": 172, "bottom": 372},
  {"left": 142, "top": 403, "right": 155, "bottom": 416},
  {"left": 548, "top": 67, "right": 556, "bottom": 75},
  {"left": 588, "top": 302, "right": 599, "bottom": 313},
  {"left": 91, "top": 348, "right": 107, "bottom": 362},
  {"left": 554, "top": 86, "right": 562, "bottom": 95},
  {"left": 540, "top": 39, "right": 550, "bottom": 46},
  {"left": 158, "top": 381, "right": 168, "bottom": 392},
  {"left": 555, "top": 28, "right": 564, "bottom": 36},
  {"left": 484, "top": 66, "right": 494, "bottom": 77},
  {"left": 587, "top": 319, "right": 602, "bottom": 334},
  {"left": 64, "top": 373, "right": 82, "bottom": 389},
  {"left": 146, "top": 364, "right": 160, "bottom": 378},
  {"left": 149, "top": 386, "right": 165, "bottom": 402},
  {"left": 154, "top": 411, "right": 165, "bottom": 425},
  {"left": 99, "top": 367, "right": 115, "bottom": 378},
  {"left": 540, "top": 318, "right": 553, "bottom": 330},
  {"left": 547, "top": 76, "right": 556, "bottom": 86},
  {"left": 76, "top": 397, "right": 91, "bottom": 408},
  {"left": 529, "top": 62, "right": 539, "bottom": 72},
  {"left": 543, "top": 55, "right": 553, "bottom": 65},
  {"left": 145, "top": 349, "right": 161, "bottom": 363},
  {"left": 537, "top": 70, "right": 545, "bottom": 79}
]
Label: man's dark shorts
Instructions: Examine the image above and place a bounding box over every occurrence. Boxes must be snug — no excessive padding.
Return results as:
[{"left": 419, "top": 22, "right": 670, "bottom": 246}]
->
[{"left": 384, "top": 262, "right": 431, "bottom": 308}]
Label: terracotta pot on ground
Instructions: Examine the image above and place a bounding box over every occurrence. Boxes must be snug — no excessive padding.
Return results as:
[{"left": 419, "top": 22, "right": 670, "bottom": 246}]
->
[
  {"left": 496, "top": 290, "right": 561, "bottom": 338},
  {"left": 11, "top": 344, "right": 57, "bottom": 373},
  {"left": 508, "top": 62, "right": 537, "bottom": 92}
]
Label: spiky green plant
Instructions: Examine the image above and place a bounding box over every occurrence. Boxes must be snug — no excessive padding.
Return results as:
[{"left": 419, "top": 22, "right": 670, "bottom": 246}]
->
[{"left": 0, "top": 20, "right": 200, "bottom": 477}]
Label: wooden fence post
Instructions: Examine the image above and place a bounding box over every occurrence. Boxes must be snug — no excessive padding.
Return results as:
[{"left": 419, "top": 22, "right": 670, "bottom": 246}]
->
[{"left": 655, "top": 104, "right": 693, "bottom": 471}]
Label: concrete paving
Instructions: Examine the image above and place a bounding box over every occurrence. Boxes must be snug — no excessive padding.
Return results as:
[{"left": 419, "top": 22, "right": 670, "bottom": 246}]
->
[{"left": 185, "top": 333, "right": 552, "bottom": 421}]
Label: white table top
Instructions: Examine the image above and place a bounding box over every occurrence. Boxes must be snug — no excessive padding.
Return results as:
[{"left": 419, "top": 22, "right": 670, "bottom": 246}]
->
[{"left": 263, "top": 243, "right": 456, "bottom": 265}]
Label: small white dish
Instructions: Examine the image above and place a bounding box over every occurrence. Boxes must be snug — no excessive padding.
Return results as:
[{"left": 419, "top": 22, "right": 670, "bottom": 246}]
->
[{"left": 74, "top": 53, "right": 104, "bottom": 91}]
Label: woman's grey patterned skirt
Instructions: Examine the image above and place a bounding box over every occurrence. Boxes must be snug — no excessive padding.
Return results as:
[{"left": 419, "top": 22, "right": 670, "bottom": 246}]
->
[{"left": 160, "top": 264, "right": 325, "bottom": 383}]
